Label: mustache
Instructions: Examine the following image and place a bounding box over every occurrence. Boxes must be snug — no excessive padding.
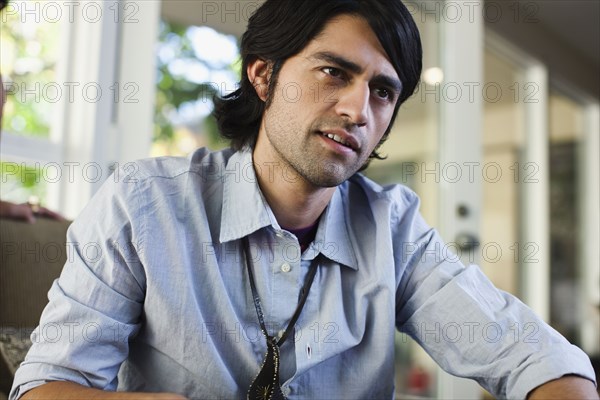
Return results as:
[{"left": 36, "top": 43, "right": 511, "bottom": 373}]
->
[{"left": 312, "top": 117, "right": 360, "bottom": 134}]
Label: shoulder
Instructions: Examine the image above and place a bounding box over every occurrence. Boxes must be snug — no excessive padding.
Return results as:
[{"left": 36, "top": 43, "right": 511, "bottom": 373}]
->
[
  {"left": 70, "top": 147, "right": 235, "bottom": 238},
  {"left": 345, "top": 173, "right": 420, "bottom": 211},
  {"left": 341, "top": 173, "right": 430, "bottom": 242},
  {"left": 118, "top": 147, "right": 235, "bottom": 183},
  {"left": 78, "top": 147, "right": 235, "bottom": 219}
]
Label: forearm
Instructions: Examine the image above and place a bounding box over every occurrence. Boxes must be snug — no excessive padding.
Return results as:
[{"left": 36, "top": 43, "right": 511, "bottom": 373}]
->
[
  {"left": 21, "top": 381, "right": 187, "bottom": 400},
  {"left": 528, "top": 376, "right": 599, "bottom": 399}
]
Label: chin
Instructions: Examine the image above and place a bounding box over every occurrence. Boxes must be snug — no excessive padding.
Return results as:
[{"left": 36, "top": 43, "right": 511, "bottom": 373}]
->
[
  {"left": 303, "top": 170, "right": 355, "bottom": 188},
  {"left": 295, "top": 159, "right": 362, "bottom": 188}
]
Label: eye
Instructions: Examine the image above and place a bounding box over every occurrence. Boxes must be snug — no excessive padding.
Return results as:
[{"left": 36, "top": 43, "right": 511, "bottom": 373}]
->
[
  {"left": 322, "top": 67, "right": 344, "bottom": 79},
  {"left": 374, "top": 87, "right": 394, "bottom": 102}
]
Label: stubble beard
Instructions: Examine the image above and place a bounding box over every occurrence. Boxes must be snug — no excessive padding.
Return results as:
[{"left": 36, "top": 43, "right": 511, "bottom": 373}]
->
[
  {"left": 266, "top": 125, "right": 367, "bottom": 189},
  {"left": 262, "top": 97, "right": 369, "bottom": 188}
]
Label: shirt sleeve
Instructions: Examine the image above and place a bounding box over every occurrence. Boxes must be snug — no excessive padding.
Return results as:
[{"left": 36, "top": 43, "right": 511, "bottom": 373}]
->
[
  {"left": 395, "top": 210, "right": 597, "bottom": 399},
  {"left": 9, "top": 170, "right": 147, "bottom": 400}
]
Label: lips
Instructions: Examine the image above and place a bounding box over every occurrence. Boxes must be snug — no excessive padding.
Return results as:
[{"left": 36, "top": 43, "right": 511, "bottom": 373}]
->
[{"left": 319, "top": 129, "right": 360, "bottom": 151}]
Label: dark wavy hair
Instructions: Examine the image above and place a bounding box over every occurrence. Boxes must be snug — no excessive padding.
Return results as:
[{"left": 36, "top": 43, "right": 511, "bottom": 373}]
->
[{"left": 213, "top": 0, "right": 422, "bottom": 165}]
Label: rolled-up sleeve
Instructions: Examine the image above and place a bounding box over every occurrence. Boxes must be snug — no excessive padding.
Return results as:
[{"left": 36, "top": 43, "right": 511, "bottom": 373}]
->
[
  {"left": 396, "top": 219, "right": 596, "bottom": 399},
  {"left": 10, "top": 169, "right": 147, "bottom": 400}
]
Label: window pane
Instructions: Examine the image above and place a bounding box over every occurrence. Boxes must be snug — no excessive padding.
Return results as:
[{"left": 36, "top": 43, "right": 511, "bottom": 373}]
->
[
  {"left": 548, "top": 91, "right": 585, "bottom": 345},
  {"left": 0, "top": 2, "right": 61, "bottom": 138},
  {"left": 152, "top": 21, "right": 240, "bottom": 157}
]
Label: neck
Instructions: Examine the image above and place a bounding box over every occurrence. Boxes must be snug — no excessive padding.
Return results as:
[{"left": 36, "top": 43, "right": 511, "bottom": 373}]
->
[{"left": 252, "top": 147, "right": 335, "bottom": 230}]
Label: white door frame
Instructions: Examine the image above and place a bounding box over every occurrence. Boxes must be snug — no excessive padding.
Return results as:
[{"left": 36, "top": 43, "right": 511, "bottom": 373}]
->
[
  {"left": 436, "top": 1, "right": 484, "bottom": 398},
  {"left": 485, "top": 31, "right": 550, "bottom": 321},
  {"left": 58, "top": 0, "right": 160, "bottom": 218}
]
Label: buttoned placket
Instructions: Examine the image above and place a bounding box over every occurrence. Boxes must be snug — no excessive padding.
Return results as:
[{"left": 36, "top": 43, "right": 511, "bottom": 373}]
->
[
  {"left": 265, "top": 228, "right": 304, "bottom": 384},
  {"left": 280, "top": 246, "right": 325, "bottom": 396},
  {"left": 270, "top": 229, "right": 303, "bottom": 322}
]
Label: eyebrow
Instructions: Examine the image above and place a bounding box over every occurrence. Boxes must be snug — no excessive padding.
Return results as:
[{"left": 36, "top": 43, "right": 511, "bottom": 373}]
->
[{"left": 310, "top": 51, "right": 403, "bottom": 95}]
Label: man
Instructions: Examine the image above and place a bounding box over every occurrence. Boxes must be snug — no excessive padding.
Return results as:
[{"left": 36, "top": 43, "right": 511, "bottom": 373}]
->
[{"left": 10, "top": 0, "right": 597, "bottom": 399}]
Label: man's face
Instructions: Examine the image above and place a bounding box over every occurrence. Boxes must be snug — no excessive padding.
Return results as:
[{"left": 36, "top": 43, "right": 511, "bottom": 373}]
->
[{"left": 254, "top": 14, "right": 401, "bottom": 188}]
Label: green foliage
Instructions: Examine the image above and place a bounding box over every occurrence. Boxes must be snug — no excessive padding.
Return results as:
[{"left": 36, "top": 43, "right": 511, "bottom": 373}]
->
[
  {"left": 0, "top": 6, "right": 60, "bottom": 137},
  {"left": 154, "top": 21, "right": 240, "bottom": 148},
  {"left": 0, "top": 162, "right": 46, "bottom": 203},
  {"left": 0, "top": 162, "right": 41, "bottom": 188}
]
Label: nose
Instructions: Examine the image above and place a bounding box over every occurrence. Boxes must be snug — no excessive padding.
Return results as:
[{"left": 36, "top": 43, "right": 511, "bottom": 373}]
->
[{"left": 334, "top": 82, "right": 369, "bottom": 127}]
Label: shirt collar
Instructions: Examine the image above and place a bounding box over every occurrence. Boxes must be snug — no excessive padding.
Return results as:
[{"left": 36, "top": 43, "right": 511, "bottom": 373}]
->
[
  {"left": 219, "top": 149, "right": 273, "bottom": 243},
  {"left": 305, "top": 186, "right": 359, "bottom": 270},
  {"left": 219, "top": 149, "right": 359, "bottom": 270}
]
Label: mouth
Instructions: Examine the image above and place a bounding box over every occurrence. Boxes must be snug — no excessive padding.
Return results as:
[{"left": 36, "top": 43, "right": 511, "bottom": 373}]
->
[{"left": 318, "top": 130, "right": 359, "bottom": 152}]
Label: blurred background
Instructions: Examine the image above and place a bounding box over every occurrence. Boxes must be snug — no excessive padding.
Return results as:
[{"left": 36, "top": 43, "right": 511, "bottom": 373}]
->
[{"left": 1, "top": 0, "right": 598, "bottom": 398}]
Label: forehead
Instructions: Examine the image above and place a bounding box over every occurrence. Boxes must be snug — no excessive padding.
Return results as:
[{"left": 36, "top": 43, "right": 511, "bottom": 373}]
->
[{"left": 301, "top": 14, "right": 398, "bottom": 80}]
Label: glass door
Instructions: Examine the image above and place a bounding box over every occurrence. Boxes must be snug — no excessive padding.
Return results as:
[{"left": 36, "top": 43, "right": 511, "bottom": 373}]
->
[{"left": 547, "top": 89, "right": 600, "bottom": 361}]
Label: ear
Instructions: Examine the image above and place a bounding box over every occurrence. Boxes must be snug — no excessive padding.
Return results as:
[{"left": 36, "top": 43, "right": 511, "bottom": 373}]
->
[{"left": 247, "top": 58, "right": 271, "bottom": 102}]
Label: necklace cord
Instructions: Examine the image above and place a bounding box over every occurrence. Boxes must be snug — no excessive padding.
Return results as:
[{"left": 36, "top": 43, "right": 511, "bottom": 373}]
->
[{"left": 242, "top": 236, "right": 320, "bottom": 346}]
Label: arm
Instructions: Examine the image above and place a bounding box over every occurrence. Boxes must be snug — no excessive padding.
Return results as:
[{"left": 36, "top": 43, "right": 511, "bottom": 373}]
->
[
  {"left": 528, "top": 376, "right": 599, "bottom": 400},
  {"left": 10, "top": 166, "right": 147, "bottom": 397},
  {"left": 394, "top": 207, "right": 597, "bottom": 398},
  {"left": 0, "top": 200, "right": 66, "bottom": 223},
  {"left": 21, "top": 382, "right": 186, "bottom": 400},
  {"left": 0, "top": 201, "right": 36, "bottom": 223}
]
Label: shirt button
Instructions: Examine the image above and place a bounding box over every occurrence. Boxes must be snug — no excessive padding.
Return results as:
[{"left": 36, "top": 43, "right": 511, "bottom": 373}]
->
[
  {"left": 275, "top": 231, "right": 285, "bottom": 238},
  {"left": 280, "top": 263, "right": 291, "bottom": 273}
]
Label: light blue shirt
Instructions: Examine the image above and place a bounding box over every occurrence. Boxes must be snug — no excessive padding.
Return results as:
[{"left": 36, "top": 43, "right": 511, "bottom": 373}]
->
[{"left": 11, "top": 148, "right": 595, "bottom": 399}]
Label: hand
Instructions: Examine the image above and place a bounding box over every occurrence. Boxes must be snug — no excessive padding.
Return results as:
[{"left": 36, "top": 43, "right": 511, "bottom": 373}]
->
[{"left": 0, "top": 200, "right": 66, "bottom": 223}]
